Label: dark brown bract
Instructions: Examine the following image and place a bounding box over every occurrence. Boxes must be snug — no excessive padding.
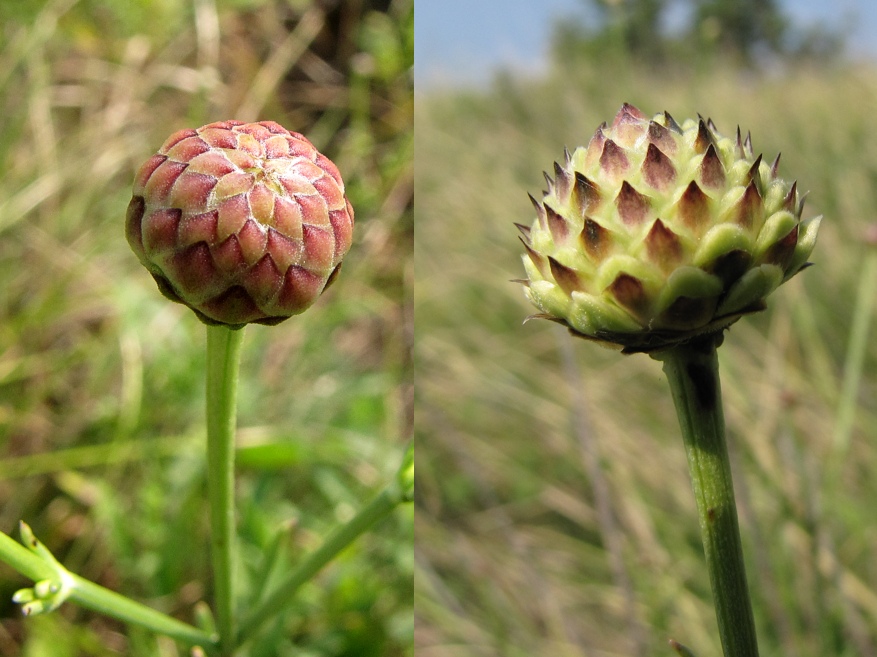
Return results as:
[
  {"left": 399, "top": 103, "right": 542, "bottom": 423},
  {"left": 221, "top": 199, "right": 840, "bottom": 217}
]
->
[{"left": 126, "top": 120, "right": 354, "bottom": 328}]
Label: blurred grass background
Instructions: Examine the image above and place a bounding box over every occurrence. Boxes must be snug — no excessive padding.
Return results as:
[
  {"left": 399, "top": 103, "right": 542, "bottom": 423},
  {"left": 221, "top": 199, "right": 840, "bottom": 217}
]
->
[
  {"left": 0, "top": 0, "right": 412, "bottom": 655},
  {"left": 414, "top": 2, "right": 877, "bottom": 656}
]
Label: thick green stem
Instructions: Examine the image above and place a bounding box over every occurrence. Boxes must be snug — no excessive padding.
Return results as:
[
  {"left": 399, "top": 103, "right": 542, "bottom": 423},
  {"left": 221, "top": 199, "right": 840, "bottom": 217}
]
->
[
  {"left": 236, "top": 478, "right": 407, "bottom": 646},
  {"left": 654, "top": 335, "right": 759, "bottom": 657},
  {"left": 205, "top": 324, "right": 245, "bottom": 655}
]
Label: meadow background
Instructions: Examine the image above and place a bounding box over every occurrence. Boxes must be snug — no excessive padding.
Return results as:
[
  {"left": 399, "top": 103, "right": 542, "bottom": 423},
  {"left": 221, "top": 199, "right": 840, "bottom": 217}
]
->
[
  {"left": 0, "top": 0, "right": 412, "bottom": 655},
  {"left": 414, "top": 2, "right": 877, "bottom": 656}
]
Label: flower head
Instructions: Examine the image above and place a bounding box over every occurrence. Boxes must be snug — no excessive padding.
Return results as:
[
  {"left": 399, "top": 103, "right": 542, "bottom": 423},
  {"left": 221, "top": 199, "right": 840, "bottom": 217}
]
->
[
  {"left": 519, "top": 104, "right": 819, "bottom": 353},
  {"left": 127, "top": 120, "right": 354, "bottom": 328}
]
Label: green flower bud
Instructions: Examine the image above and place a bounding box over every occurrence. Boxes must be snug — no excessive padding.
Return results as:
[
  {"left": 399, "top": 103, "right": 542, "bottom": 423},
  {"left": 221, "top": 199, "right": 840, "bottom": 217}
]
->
[
  {"left": 127, "top": 121, "right": 355, "bottom": 328},
  {"left": 12, "top": 522, "right": 73, "bottom": 616},
  {"left": 519, "top": 104, "right": 820, "bottom": 353}
]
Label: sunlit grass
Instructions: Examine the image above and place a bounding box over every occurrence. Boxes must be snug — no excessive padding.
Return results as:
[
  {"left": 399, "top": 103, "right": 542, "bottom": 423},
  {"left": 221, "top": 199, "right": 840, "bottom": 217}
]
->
[
  {"left": 0, "top": 1, "right": 412, "bottom": 655},
  {"left": 415, "top": 60, "right": 877, "bottom": 657}
]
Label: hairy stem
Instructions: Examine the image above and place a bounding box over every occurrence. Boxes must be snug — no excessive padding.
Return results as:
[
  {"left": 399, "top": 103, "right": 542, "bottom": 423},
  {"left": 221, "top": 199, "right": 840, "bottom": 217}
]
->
[
  {"left": 205, "top": 325, "right": 245, "bottom": 655},
  {"left": 654, "top": 334, "right": 759, "bottom": 657}
]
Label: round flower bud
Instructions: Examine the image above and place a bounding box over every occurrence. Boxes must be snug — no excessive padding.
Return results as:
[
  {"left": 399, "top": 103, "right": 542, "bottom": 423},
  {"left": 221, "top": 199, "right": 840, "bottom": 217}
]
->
[
  {"left": 126, "top": 120, "right": 354, "bottom": 328},
  {"left": 519, "top": 104, "right": 820, "bottom": 353}
]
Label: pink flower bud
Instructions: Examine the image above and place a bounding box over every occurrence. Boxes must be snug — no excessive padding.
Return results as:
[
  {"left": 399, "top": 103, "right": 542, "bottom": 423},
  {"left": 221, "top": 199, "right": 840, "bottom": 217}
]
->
[{"left": 126, "top": 120, "right": 354, "bottom": 327}]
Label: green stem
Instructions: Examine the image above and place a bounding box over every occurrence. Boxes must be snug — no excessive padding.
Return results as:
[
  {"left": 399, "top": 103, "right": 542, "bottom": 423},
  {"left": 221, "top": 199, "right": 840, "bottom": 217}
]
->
[
  {"left": 205, "top": 324, "right": 245, "bottom": 655},
  {"left": 236, "top": 479, "right": 407, "bottom": 646},
  {"left": 70, "top": 574, "right": 217, "bottom": 651},
  {"left": 0, "top": 530, "right": 217, "bottom": 651},
  {"left": 654, "top": 334, "right": 759, "bottom": 657}
]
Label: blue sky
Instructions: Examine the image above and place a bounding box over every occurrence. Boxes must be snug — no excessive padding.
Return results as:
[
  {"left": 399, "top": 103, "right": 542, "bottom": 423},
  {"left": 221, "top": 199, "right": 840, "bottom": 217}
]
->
[{"left": 415, "top": 0, "right": 877, "bottom": 87}]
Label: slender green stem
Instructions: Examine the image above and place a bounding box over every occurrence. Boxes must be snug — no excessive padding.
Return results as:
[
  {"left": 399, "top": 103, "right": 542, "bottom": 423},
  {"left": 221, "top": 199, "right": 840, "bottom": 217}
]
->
[
  {"left": 236, "top": 479, "right": 407, "bottom": 646},
  {"left": 654, "top": 334, "right": 759, "bottom": 657},
  {"left": 0, "top": 529, "right": 217, "bottom": 651},
  {"left": 70, "top": 574, "right": 217, "bottom": 651},
  {"left": 205, "top": 324, "right": 246, "bottom": 655}
]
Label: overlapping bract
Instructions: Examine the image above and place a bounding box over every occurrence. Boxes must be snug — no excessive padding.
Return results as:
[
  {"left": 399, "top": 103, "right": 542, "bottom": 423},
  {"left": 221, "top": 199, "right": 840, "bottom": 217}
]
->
[
  {"left": 126, "top": 120, "right": 354, "bottom": 328},
  {"left": 520, "top": 104, "right": 820, "bottom": 352}
]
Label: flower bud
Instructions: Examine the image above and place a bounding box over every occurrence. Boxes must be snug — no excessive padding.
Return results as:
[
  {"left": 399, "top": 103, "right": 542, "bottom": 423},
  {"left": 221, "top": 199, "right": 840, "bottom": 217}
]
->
[
  {"left": 519, "top": 104, "right": 820, "bottom": 353},
  {"left": 126, "top": 121, "right": 354, "bottom": 328}
]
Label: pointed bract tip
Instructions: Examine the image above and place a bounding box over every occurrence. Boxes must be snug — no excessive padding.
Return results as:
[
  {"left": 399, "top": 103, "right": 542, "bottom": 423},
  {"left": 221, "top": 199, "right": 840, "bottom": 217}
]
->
[
  {"left": 797, "top": 190, "right": 809, "bottom": 215},
  {"left": 544, "top": 203, "right": 570, "bottom": 243},
  {"left": 694, "top": 119, "right": 716, "bottom": 153},
  {"left": 514, "top": 222, "right": 531, "bottom": 240},
  {"left": 614, "top": 102, "right": 647, "bottom": 126},
  {"left": 735, "top": 126, "right": 745, "bottom": 158},
  {"left": 677, "top": 180, "right": 710, "bottom": 229},
  {"left": 588, "top": 123, "right": 607, "bottom": 151},
  {"left": 543, "top": 171, "right": 555, "bottom": 194},
  {"left": 647, "top": 120, "right": 677, "bottom": 155},
  {"left": 770, "top": 152, "right": 781, "bottom": 178},
  {"left": 645, "top": 218, "right": 682, "bottom": 269},
  {"left": 520, "top": 237, "right": 548, "bottom": 277},
  {"left": 599, "top": 139, "right": 630, "bottom": 176},
  {"left": 747, "top": 154, "right": 763, "bottom": 184},
  {"left": 642, "top": 142, "right": 677, "bottom": 191},
  {"left": 782, "top": 181, "right": 797, "bottom": 212},
  {"left": 663, "top": 111, "right": 682, "bottom": 133},
  {"left": 698, "top": 144, "right": 725, "bottom": 189},
  {"left": 572, "top": 171, "right": 601, "bottom": 215},
  {"left": 548, "top": 256, "right": 584, "bottom": 295},
  {"left": 615, "top": 180, "right": 651, "bottom": 225},
  {"left": 732, "top": 180, "right": 763, "bottom": 227},
  {"left": 580, "top": 217, "right": 611, "bottom": 260},
  {"left": 528, "top": 193, "right": 546, "bottom": 224},
  {"left": 523, "top": 312, "right": 566, "bottom": 327},
  {"left": 553, "top": 161, "right": 572, "bottom": 200}
]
